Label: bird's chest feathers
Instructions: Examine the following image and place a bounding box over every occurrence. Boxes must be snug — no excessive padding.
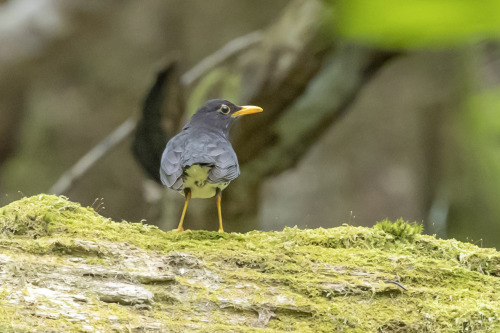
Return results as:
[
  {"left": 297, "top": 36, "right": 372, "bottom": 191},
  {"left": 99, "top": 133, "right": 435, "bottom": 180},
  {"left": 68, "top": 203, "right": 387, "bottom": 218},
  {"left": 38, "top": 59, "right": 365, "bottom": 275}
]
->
[{"left": 182, "top": 165, "right": 229, "bottom": 198}]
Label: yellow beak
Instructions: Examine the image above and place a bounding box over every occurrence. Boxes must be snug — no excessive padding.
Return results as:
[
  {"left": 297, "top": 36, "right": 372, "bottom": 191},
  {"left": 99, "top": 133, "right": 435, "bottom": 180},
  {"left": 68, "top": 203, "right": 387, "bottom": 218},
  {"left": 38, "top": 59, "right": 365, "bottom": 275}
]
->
[{"left": 231, "top": 105, "right": 263, "bottom": 118}]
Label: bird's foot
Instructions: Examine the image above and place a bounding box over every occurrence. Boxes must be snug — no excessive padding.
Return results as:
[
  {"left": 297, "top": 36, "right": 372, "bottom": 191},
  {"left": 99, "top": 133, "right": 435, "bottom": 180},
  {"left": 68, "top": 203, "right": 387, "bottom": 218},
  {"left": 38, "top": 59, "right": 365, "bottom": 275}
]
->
[
  {"left": 218, "top": 228, "right": 224, "bottom": 233},
  {"left": 175, "top": 227, "right": 192, "bottom": 233}
]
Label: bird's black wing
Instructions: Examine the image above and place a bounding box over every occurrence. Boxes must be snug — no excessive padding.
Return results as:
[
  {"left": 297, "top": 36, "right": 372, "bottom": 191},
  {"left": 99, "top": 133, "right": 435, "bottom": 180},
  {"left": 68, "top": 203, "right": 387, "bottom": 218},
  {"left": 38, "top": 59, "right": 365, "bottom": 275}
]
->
[
  {"left": 206, "top": 138, "right": 240, "bottom": 184},
  {"left": 160, "top": 130, "right": 240, "bottom": 190},
  {"left": 160, "top": 131, "right": 187, "bottom": 191}
]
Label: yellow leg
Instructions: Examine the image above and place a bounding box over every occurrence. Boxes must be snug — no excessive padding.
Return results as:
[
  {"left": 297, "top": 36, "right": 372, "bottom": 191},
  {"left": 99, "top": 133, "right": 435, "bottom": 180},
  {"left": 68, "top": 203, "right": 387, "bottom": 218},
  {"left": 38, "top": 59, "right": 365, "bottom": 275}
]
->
[
  {"left": 177, "top": 189, "right": 191, "bottom": 232},
  {"left": 216, "top": 189, "right": 224, "bottom": 233}
]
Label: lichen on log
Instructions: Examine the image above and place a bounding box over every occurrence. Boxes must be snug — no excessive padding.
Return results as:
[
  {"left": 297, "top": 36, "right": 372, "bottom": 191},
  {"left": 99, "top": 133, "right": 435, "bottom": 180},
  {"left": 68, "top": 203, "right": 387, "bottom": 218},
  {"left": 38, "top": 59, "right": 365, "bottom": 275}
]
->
[{"left": 0, "top": 195, "right": 499, "bottom": 332}]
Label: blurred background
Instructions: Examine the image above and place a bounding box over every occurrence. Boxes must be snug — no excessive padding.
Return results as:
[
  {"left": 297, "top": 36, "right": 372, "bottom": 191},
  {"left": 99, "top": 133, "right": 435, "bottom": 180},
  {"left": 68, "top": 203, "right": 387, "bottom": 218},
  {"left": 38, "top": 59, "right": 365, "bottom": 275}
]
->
[{"left": 1, "top": 0, "right": 500, "bottom": 248}]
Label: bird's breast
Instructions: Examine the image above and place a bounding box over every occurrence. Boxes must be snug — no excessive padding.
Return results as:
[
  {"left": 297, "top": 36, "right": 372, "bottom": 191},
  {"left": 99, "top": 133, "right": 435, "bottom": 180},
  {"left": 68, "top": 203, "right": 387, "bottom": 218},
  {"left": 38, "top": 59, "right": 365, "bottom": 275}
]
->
[{"left": 181, "top": 164, "right": 229, "bottom": 198}]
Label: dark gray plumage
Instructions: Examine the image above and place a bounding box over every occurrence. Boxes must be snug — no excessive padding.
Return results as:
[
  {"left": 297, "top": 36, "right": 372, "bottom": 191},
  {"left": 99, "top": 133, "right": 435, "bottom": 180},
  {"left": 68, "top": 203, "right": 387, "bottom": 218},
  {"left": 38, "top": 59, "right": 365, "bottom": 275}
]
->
[
  {"left": 160, "top": 98, "right": 262, "bottom": 232},
  {"left": 160, "top": 99, "right": 262, "bottom": 200},
  {"left": 160, "top": 124, "right": 239, "bottom": 198}
]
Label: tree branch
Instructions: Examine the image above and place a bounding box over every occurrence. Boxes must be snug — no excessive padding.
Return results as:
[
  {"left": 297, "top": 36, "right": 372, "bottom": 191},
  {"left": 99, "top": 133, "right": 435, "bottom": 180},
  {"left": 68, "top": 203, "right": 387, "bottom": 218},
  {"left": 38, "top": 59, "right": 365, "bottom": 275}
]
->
[{"left": 1, "top": 195, "right": 498, "bottom": 331}]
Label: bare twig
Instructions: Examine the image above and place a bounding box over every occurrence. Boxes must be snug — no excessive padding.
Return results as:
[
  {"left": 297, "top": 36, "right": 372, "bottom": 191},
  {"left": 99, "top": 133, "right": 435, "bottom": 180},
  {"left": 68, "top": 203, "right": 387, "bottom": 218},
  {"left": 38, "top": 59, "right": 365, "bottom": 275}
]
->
[
  {"left": 181, "top": 31, "right": 262, "bottom": 86},
  {"left": 384, "top": 280, "right": 408, "bottom": 291},
  {"left": 49, "top": 30, "right": 263, "bottom": 195},
  {"left": 49, "top": 119, "right": 136, "bottom": 194}
]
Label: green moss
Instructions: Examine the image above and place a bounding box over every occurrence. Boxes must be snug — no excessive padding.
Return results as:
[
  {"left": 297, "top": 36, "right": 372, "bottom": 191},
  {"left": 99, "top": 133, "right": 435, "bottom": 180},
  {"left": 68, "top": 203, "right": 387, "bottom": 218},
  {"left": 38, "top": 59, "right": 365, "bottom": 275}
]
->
[
  {"left": 0, "top": 288, "right": 8, "bottom": 300},
  {"left": 0, "top": 194, "right": 499, "bottom": 331},
  {"left": 374, "top": 218, "right": 423, "bottom": 240}
]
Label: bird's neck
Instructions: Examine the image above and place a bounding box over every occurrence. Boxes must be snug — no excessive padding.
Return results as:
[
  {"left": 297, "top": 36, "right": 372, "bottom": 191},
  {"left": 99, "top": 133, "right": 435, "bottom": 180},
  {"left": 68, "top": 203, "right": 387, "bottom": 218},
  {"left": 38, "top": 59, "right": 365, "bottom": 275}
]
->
[{"left": 188, "top": 115, "right": 234, "bottom": 139}]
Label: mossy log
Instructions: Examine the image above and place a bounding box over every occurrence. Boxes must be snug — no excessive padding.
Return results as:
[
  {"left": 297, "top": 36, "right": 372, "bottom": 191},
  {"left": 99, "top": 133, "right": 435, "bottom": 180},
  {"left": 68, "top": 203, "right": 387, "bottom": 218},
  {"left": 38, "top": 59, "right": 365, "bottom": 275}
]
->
[{"left": 0, "top": 195, "right": 499, "bottom": 332}]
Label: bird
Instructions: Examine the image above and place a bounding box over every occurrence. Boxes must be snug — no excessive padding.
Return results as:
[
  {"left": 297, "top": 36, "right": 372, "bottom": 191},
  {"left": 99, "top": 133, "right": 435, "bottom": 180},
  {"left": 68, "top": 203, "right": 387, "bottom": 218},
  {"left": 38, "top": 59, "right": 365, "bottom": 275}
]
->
[{"left": 160, "top": 99, "right": 263, "bottom": 232}]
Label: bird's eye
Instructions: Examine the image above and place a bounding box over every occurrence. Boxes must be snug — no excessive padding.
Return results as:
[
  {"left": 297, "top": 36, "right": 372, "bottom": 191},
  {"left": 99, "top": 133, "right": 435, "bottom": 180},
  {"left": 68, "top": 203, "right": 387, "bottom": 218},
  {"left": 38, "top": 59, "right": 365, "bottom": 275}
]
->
[{"left": 220, "top": 105, "right": 230, "bottom": 114}]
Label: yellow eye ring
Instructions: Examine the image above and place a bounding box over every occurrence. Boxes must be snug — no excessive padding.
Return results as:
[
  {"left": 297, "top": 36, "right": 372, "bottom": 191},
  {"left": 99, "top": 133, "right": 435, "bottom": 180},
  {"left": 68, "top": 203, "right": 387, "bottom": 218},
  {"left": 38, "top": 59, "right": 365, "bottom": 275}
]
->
[{"left": 220, "top": 105, "right": 230, "bottom": 114}]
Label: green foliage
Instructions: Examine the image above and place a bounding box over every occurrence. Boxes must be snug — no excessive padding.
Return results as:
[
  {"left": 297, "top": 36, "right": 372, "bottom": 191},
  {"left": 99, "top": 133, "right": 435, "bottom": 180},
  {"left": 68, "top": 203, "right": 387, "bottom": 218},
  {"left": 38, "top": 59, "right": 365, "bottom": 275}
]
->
[
  {"left": 331, "top": 0, "right": 500, "bottom": 48},
  {"left": 374, "top": 219, "right": 423, "bottom": 241},
  {"left": 463, "top": 89, "right": 500, "bottom": 179},
  {"left": 446, "top": 88, "right": 500, "bottom": 245}
]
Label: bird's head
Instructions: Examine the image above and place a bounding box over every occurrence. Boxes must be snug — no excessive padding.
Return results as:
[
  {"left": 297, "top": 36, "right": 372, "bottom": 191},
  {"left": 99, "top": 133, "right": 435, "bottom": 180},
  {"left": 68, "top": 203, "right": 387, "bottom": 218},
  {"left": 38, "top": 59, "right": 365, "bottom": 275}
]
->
[{"left": 188, "top": 99, "right": 263, "bottom": 136}]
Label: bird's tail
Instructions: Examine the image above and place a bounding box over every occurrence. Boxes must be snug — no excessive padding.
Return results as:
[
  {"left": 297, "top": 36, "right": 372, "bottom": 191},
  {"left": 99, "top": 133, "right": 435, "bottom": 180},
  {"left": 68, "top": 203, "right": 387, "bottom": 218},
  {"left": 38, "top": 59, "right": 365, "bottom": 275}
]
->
[{"left": 131, "top": 61, "right": 184, "bottom": 183}]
